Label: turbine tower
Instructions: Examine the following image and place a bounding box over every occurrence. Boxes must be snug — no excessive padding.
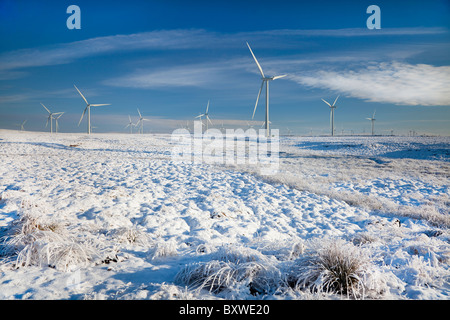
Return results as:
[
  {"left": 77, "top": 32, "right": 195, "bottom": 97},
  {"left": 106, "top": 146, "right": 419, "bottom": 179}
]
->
[
  {"left": 74, "top": 85, "right": 110, "bottom": 134},
  {"left": 247, "top": 42, "right": 286, "bottom": 137},
  {"left": 366, "top": 110, "right": 376, "bottom": 136},
  {"left": 41, "top": 103, "right": 63, "bottom": 133},
  {"left": 321, "top": 95, "right": 339, "bottom": 136}
]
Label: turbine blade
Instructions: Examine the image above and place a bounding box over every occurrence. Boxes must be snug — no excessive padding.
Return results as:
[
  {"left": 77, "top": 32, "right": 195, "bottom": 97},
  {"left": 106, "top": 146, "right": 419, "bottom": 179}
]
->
[
  {"left": 128, "top": 115, "right": 132, "bottom": 122},
  {"left": 272, "top": 74, "right": 287, "bottom": 80},
  {"left": 207, "top": 115, "right": 213, "bottom": 125},
  {"left": 46, "top": 115, "right": 50, "bottom": 127},
  {"left": 206, "top": 100, "right": 210, "bottom": 113},
  {"left": 246, "top": 42, "right": 265, "bottom": 78},
  {"left": 78, "top": 107, "right": 87, "bottom": 126},
  {"left": 321, "top": 99, "right": 332, "bottom": 107},
  {"left": 90, "top": 104, "right": 110, "bottom": 107},
  {"left": 40, "top": 103, "right": 50, "bottom": 114},
  {"left": 252, "top": 80, "right": 264, "bottom": 119},
  {"left": 137, "top": 108, "right": 142, "bottom": 118},
  {"left": 333, "top": 95, "right": 340, "bottom": 106},
  {"left": 373, "top": 110, "right": 376, "bottom": 118},
  {"left": 74, "top": 85, "right": 89, "bottom": 105}
]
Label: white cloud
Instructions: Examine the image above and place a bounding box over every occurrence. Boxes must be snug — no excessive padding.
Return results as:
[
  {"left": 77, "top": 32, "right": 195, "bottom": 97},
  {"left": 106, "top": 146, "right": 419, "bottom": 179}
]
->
[
  {"left": 0, "top": 27, "right": 446, "bottom": 73},
  {"left": 0, "top": 29, "right": 216, "bottom": 72},
  {"left": 104, "top": 65, "right": 218, "bottom": 88},
  {"left": 103, "top": 58, "right": 250, "bottom": 89},
  {"left": 291, "top": 62, "right": 450, "bottom": 106}
]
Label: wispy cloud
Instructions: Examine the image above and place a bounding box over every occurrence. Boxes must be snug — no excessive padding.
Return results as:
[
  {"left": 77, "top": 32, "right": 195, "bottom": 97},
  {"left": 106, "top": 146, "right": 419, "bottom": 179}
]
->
[
  {"left": 0, "top": 27, "right": 446, "bottom": 73},
  {"left": 103, "top": 58, "right": 250, "bottom": 89},
  {"left": 290, "top": 62, "right": 450, "bottom": 106},
  {"left": 104, "top": 65, "right": 221, "bottom": 88},
  {"left": 0, "top": 29, "right": 216, "bottom": 72}
]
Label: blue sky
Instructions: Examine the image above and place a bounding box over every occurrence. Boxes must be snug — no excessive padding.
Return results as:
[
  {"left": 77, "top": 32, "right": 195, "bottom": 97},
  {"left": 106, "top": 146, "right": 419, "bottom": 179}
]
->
[{"left": 1, "top": 0, "right": 449, "bottom": 135}]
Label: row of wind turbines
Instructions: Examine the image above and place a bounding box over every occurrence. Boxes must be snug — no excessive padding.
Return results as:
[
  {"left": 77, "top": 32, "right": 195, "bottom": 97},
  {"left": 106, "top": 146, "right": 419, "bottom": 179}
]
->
[
  {"left": 34, "top": 42, "right": 377, "bottom": 136},
  {"left": 321, "top": 95, "right": 377, "bottom": 136},
  {"left": 39, "top": 85, "right": 111, "bottom": 134}
]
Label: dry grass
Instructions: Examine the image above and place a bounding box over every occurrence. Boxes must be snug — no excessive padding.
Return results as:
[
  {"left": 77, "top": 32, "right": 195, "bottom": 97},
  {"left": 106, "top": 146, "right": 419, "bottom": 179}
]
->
[{"left": 286, "top": 239, "right": 378, "bottom": 298}]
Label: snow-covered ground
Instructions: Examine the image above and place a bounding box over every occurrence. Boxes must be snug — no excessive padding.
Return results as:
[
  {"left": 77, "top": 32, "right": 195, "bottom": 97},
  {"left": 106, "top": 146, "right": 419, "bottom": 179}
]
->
[{"left": 0, "top": 130, "right": 449, "bottom": 300}]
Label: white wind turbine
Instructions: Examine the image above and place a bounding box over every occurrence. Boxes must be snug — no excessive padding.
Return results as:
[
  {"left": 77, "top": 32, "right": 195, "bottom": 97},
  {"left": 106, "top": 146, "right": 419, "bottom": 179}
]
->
[
  {"left": 41, "top": 103, "right": 63, "bottom": 133},
  {"left": 74, "top": 85, "right": 110, "bottom": 134},
  {"left": 125, "top": 115, "right": 135, "bottom": 134},
  {"left": 54, "top": 113, "right": 64, "bottom": 133},
  {"left": 247, "top": 42, "right": 286, "bottom": 137},
  {"left": 195, "top": 100, "right": 213, "bottom": 131},
  {"left": 17, "top": 120, "right": 27, "bottom": 131},
  {"left": 136, "top": 108, "right": 150, "bottom": 134},
  {"left": 321, "top": 95, "right": 339, "bottom": 136},
  {"left": 366, "top": 110, "right": 376, "bottom": 136}
]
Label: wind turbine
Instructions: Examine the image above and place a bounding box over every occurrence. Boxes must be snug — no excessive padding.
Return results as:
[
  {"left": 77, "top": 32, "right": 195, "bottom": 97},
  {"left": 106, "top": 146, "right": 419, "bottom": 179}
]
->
[
  {"left": 247, "top": 42, "right": 286, "bottom": 137},
  {"left": 125, "top": 115, "right": 134, "bottom": 134},
  {"left": 261, "top": 120, "right": 272, "bottom": 128},
  {"left": 136, "top": 108, "right": 150, "bottom": 134},
  {"left": 366, "top": 110, "right": 376, "bottom": 136},
  {"left": 321, "top": 95, "right": 339, "bottom": 136},
  {"left": 74, "top": 85, "right": 110, "bottom": 134},
  {"left": 41, "top": 103, "right": 63, "bottom": 133},
  {"left": 54, "top": 113, "right": 64, "bottom": 133},
  {"left": 17, "top": 120, "right": 27, "bottom": 131},
  {"left": 195, "top": 100, "right": 213, "bottom": 132}
]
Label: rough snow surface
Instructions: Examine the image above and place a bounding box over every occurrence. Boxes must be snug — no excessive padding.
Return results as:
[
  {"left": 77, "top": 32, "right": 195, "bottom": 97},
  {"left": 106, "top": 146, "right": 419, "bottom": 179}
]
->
[{"left": 0, "top": 131, "right": 449, "bottom": 300}]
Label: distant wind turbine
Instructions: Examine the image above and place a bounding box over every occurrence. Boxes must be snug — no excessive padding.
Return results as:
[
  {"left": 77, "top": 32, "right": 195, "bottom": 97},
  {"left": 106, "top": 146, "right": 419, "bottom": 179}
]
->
[
  {"left": 54, "top": 113, "right": 64, "bottom": 133},
  {"left": 247, "top": 42, "right": 286, "bottom": 137},
  {"left": 195, "top": 100, "right": 213, "bottom": 131},
  {"left": 136, "top": 108, "right": 150, "bottom": 134},
  {"left": 18, "top": 120, "right": 27, "bottom": 131},
  {"left": 366, "top": 110, "right": 376, "bottom": 136},
  {"left": 125, "top": 115, "right": 135, "bottom": 134},
  {"left": 41, "top": 103, "right": 63, "bottom": 133},
  {"left": 74, "top": 85, "right": 110, "bottom": 134},
  {"left": 261, "top": 120, "right": 271, "bottom": 128},
  {"left": 321, "top": 95, "right": 339, "bottom": 136}
]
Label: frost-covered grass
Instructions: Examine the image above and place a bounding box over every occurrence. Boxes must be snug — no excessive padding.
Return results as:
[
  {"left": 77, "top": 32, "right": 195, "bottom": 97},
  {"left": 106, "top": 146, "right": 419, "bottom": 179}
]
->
[
  {"left": 0, "top": 131, "right": 449, "bottom": 300},
  {"left": 234, "top": 136, "right": 450, "bottom": 228}
]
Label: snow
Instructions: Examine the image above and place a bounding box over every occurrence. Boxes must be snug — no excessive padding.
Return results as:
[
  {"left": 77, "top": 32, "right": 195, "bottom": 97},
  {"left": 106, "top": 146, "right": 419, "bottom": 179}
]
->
[{"left": 0, "top": 130, "right": 449, "bottom": 300}]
